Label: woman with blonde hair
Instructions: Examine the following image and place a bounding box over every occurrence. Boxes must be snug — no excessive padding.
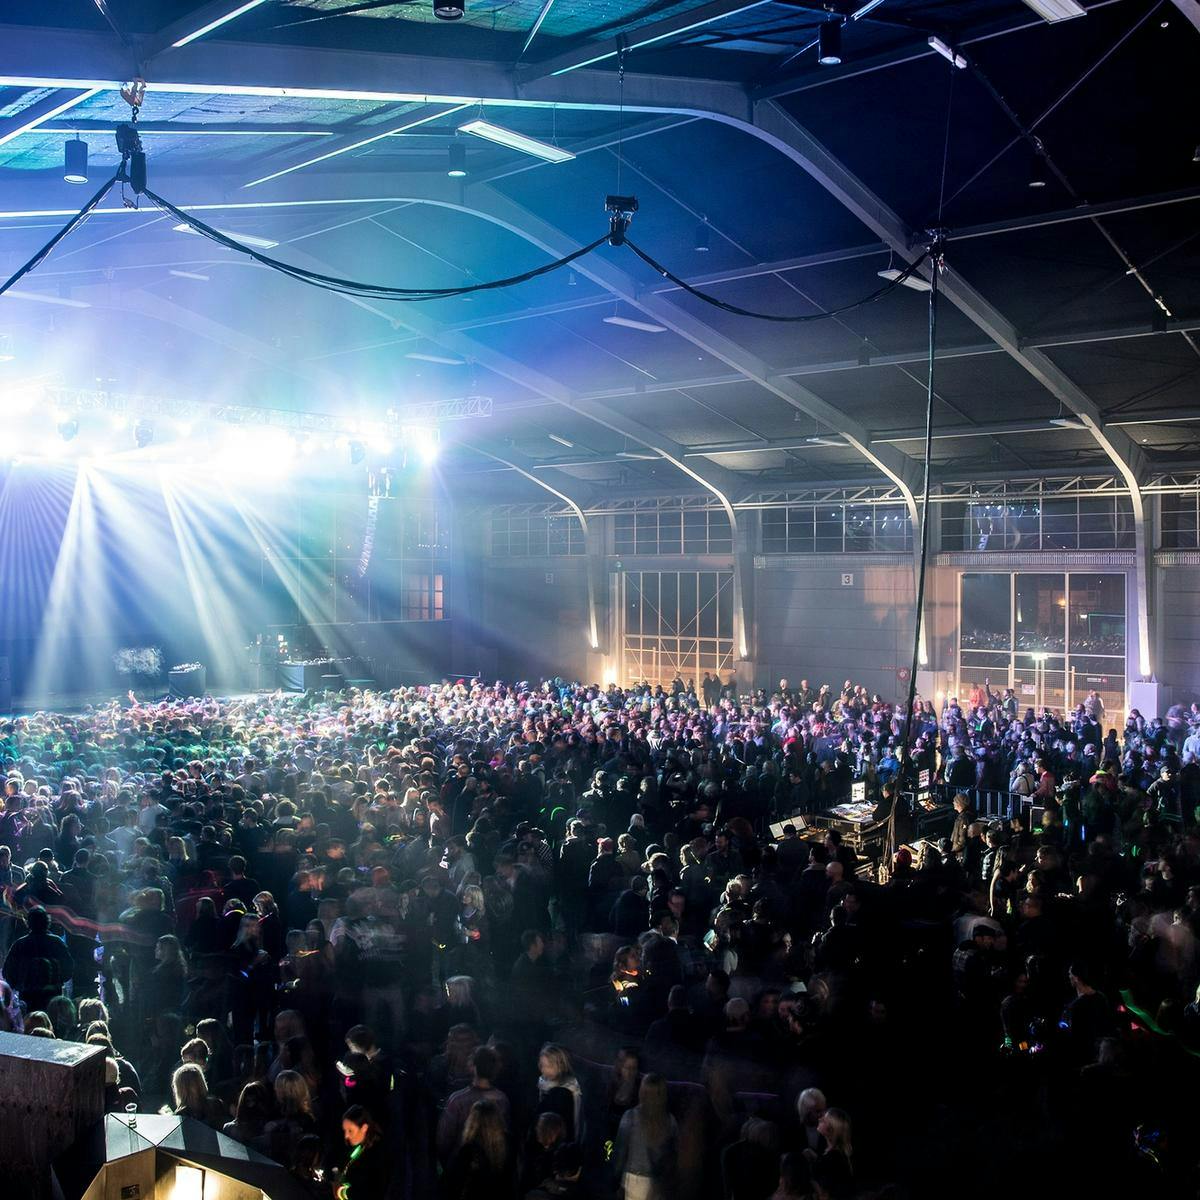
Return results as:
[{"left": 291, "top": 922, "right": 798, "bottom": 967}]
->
[
  {"left": 455, "top": 885, "right": 491, "bottom": 979},
  {"left": 441, "top": 1098, "right": 511, "bottom": 1200},
  {"left": 265, "top": 1069, "right": 317, "bottom": 1164},
  {"left": 536, "top": 1043, "right": 584, "bottom": 1141},
  {"left": 171, "top": 1063, "right": 223, "bottom": 1127},
  {"left": 613, "top": 1073, "right": 677, "bottom": 1200},
  {"left": 816, "top": 1106, "right": 853, "bottom": 1164}
]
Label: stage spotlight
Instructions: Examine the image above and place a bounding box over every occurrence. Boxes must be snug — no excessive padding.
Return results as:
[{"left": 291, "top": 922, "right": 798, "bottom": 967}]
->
[
  {"left": 434, "top": 0, "right": 464, "bottom": 18},
  {"left": 348, "top": 440, "right": 366, "bottom": 465},
  {"left": 411, "top": 427, "right": 440, "bottom": 465},
  {"left": 57, "top": 416, "right": 79, "bottom": 442},
  {"left": 64, "top": 137, "right": 89, "bottom": 184},
  {"left": 134, "top": 419, "right": 155, "bottom": 447},
  {"left": 818, "top": 19, "right": 842, "bottom": 65},
  {"left": 447, "top": 143, "right": 468, "bottom": 177}
]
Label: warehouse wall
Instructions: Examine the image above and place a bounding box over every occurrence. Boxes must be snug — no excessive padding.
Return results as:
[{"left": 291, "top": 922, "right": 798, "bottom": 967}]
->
[
  {"left": 477, "top": 560, "right": 593, "bottom": 683},
  {"left": 1158, "top": 556, "right": 1200, "bottom": 708},
  {"left": 753, "top": 554, "right": 916, "bottom": 702}
]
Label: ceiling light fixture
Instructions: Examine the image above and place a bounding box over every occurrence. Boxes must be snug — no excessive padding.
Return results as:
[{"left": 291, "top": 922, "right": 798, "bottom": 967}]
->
[
  {"left": 168, "top": 269, "right": 210, "bottom": 281},
  {"left": 818, "top": 19, "right": 843, "bottom": 65},
  {"left": 1049, "top": 416, "right": 1087, "bottom": 429},
  {"left": 548, "top": 433, "right": 574, "bottom": 448},
  {"left": 406, "top": 352, "right": 466, "bottom": 365},
  {"left": 603, "top": 314, "right": 668, "bottom": 333},
  {"left": 927, "top": 36, "right": 968, "bottom": 69},
  {"left": 877, "top": 265, "right": 932, "bottom": 293},
  {"left": 172, "top": 222, "right": 278, "bottom": 249},
  {"left": 64, "top": 137, "right": 88, "bottom": 184},
  {"left": 457, "top": 118, "right": 575, "bottom": 163},
  {"left": 803, "top": 435, "right": 844, "bottom": 447},
  {"left": 434, "top": 0, "right": 465, "bottom": 17},
  {"left": 171, "top": 0, "right": 271, "bottom": 47},
  {"left": 1020, "top": 0, "right": 1086, "bottom": 22},
  {"left": 447, "top": 142, "right": 468, "bottom": 177},
  {"left": 616, "top": 450, "right": 659, "bottom": 460},
  {"left": 694, "top": 222, "right": 711, "bottom": 252}
]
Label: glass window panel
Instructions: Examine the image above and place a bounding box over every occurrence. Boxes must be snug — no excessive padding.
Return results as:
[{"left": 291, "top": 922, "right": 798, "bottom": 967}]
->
[
  {"left": 964, "top": 502, "right": 1005, "bottom": 550},
  {"left": 716, "top": 576, "right": 733, "bottom": 638},
  {"left": 960, "top": 574, "right": 1012, "bottom": 650},
  {"left": 844, "top": 505, "right": 872, "bottom": 551},
  {"left": 1014, "top": 574, "right": 1066, "bottom": 653},
  {"left": 1068, "top": 573, "right": 1126, "bottom": 657},
  {"left": 698, "top": 572, "right": 718, "bottom": 637},
  {"left": 1013, "top": 654, "right": 1067, "bottom": 713},
  {"left": 1069, "top": 657, "right": 1125, "bottom": 723},
  {"left": 707, "top": 512, "right": 733, "bottom": 553},
  {"left": 659, "top": 512, "right": 683, "bottom": 555},
  {"left": 660, "top": 573, "right": 679, "bottom": 632},
  {"left": 959, "top": 651, "right": 1013, "bottom": 670},
  {"left": 1041, "top": 498, "right": 1078, "bottom": 550},
  {"left": 642, "top": 573, "right": 661, "bottom": 633},
  {"left": 874, "top": 506, "right": 910, "bottom": 552},
  {"left": 509, "top": 527, "right": 529, "bottom": 556},
  {"left": 1005, "top": 504, "right": 1039, "bottom": 549},
  {"left": 679, "top": 573, "right": 699, "bottom": 636},
  {"left": 762, "top": 509, "right": 787, "bottom": 553},
  {"left": 683, "top": 509, "right": 707, "bottom": 554},
  {"left": 626, "top": 573, "right": 642, "bottom": 636},
  {"left": 614, "top": 513, "right": 634, "bottom": 554},
  {"left": 940, "top": 501, "right": 968, "bottom": 552}
]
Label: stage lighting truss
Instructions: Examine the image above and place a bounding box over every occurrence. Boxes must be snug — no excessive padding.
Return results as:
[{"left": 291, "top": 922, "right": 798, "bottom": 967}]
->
[{"left": 41, "top": 385, "right": 490, "bottom": 444}]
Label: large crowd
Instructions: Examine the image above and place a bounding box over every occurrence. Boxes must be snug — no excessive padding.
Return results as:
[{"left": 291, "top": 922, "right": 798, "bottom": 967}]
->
[{"left": 2, "top": 673, "right": 1200, "bottom": 1200}]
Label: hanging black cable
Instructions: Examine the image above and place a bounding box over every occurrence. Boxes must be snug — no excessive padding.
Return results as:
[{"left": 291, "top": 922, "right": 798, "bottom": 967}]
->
[
  {"left": 0, "top": 170, "right": 121, "bottom": 302},
  {"left": 144, "top": 187, "right": 607, "bottom": 302},
  {"left": 895, "top": 238, "right": 941, "bottom": 799},
  {"left": 624, "top": 237, "right": 931, "bottom": 322}
]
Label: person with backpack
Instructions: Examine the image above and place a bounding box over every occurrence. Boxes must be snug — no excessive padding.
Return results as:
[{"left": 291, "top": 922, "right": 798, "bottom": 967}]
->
[{"left": 3, "top": 906, "right": 73, "bottom": 1011}]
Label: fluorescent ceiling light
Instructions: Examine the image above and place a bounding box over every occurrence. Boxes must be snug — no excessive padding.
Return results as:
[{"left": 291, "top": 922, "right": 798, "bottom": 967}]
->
[
  {"left": 172, "top": 0, "right": 271, "bottom": 47},
  {"left": 927, "top": 37, "right": 968, "bottom": 69},
  {"left": 1049, "top": 416, "right": 1087, "bottom": 429},
  {"left": 168, "top": 269, "right": 210, "bottom": 281},
  {"left": 548, "top": 433, "right": 574, "bottom": 448},
  {"left": 173, "top": 221, "right": 278, "bottom": 249},
  {"left": 1020, "top": 0, "right": 1086, "bottom": 21},
  {"left": 6, "top": 288, "right": 90, "bottom": 308},
  {"left": 617, "top": 451, "right": 659, "bottom": 460},
  {"left": 406, "top": 352, "right": 466, "bottom": 365},
  {"left": 457, "top": 119, "right": 575, "bottom": 163},
  {"left": 803, "top": 436, "right": 844, "bottom": 447},
  {"left": 877, "top": 267, "right": 932, "bottom": 293},
  {"left": 603, "top": 315, "right": 667, "bottom": 333}
]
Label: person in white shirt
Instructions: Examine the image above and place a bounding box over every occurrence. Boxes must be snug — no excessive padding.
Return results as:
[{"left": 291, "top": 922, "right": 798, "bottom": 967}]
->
[{"left": 110, "top": 809, "right": 141, "bottom": 865}]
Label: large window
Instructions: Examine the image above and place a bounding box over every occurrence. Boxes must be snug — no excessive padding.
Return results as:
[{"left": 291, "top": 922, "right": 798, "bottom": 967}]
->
[
  {"left": 1162, "top": 492, "right": 1200, "bottom": 548},
  {"left": 762, "top": 503, "right": 912, "bottom": 553},
  {"left": 403, "top": 572, "right": 445, "bottom": 621},
  {"left": 613, "top": 509, "right": 732, "bottom": 556},
  {"left": 958, "top": 572, "right": 1126, "bottom": 719},
  {"left": 490, "top": 512, "right": 585, "bottom": 557},
  {"left": 941, "top": 496, "right": 1134, "bottom": 551},
  {"left": 620, "top": 570, "right": 735, "bottom": 687}
]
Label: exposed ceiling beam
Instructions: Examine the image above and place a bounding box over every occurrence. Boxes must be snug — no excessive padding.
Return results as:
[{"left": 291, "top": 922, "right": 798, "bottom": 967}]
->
[
  {"left": 1169, "top": 0, "right": 1200, "bottom": 34},
  {"left": 141, "top": 0, "right": 272, "bottom": 60},
  {"left": 0, "top": 87, "right": 100, "bottom": 149},
  {"left": 461, "top": 181, "right": 924, "bottom": 504},
  {"left": 518, "top": 1, "right": 773, "bottom": 82},
  {"left": 243, "top": 103, "right": 469, "bottom": 189}
]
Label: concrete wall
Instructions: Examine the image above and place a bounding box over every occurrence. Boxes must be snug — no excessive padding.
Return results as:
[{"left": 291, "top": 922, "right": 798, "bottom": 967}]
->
[
  {"left": 752, "top": 554, "right": 916, "bottom": 702},
  {"left": 1158, "top": 555, "right": 1200, "bottom": 708},
  {"left": 478, "top": 560, "right": 593, "bottom": 683}
]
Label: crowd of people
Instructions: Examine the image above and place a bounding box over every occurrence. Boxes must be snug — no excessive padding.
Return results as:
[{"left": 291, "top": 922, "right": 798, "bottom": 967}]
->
[{"left": 1, "top": 671, "right": 1200, "bottom": 1199}]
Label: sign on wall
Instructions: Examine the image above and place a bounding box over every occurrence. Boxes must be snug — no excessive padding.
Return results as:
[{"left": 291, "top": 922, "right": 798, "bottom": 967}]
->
[{"left": 841, "top": 572, "right": 854, "bottom": 586}]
